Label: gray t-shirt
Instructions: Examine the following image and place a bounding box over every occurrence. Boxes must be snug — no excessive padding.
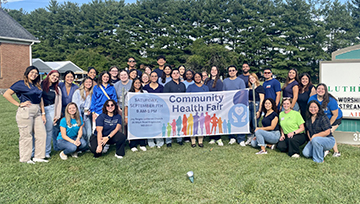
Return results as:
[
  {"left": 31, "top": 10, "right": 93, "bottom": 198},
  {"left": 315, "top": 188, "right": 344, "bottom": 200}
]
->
[
  {"left": 222, "top": 77, "right": 246, "bottom": 91},
  {"left": 114, "top": 80, "right": 132, "bottom": 106}
]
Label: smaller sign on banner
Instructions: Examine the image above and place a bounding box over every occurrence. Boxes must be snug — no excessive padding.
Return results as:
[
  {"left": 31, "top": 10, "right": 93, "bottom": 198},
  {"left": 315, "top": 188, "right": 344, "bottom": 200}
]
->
[{"left": 127, "top": 90, "right": 250, "bottom": 140}]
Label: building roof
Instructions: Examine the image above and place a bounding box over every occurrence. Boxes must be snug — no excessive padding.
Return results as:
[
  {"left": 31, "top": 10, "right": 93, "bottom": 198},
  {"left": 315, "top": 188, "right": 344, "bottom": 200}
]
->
[
  {"left": 32, "top": 59, "right": 87, "bottom": 74},
  {"left": 0, "top": 8, "right": 40, "bottom": 43}
]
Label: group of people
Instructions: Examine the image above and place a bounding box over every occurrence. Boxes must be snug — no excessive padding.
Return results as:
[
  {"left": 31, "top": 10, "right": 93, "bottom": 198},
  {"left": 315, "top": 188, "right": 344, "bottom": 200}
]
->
[{"left": 4, "top": 55, "right": 342, "bottom": 164}]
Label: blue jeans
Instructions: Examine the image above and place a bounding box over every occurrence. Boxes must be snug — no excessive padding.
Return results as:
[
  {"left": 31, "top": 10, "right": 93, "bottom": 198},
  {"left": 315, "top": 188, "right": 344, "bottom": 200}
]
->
[
  {"left": 302, "top": 136, "right": 335, "bottom": 163},
  {"left": 148, "top": 138, "right": 164, "bottom": 147},
  {"left": 82, "top": 112, "right": 92, "bottom": 145},
  {"left": 57, "top": 137, "right": 88, "bottom": 155},
  {"left": 166, "top": 137, "right": 182, "bottom": 144},
  {"left": 44, "top": 105, "right": 55, "bottom": 156},
  {"left": 52, "top": 122, "right": 60, "bottom": 151},
  {"left": 249, "top": 101, "right": 260, "bottom": 132},
  {"left": 251, "top": 130, "right": 280, "bottom": 147}
]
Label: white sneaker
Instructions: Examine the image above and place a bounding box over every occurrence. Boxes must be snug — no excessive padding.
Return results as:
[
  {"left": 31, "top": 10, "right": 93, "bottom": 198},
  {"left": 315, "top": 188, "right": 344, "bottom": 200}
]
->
[
  {"left": 239, "top": 141, "right": 246, "bottom": 146},
  {"left": 245, "top": 136, "right": 253, "bottom": 145},
  {"left": 157, "top": 146, "right": 161, "bottom": 149},
  {"left": 209, "top": 139, "right": 215, "bottom": 144},
  {"left": 216, "top": 139, "right": 224, "bottom": 146},
  {"left": 256, "top": 150, "right": 268, "bottom": 155},
  {"left": 45, "top": 155, "right": 51, "bottom": 159},
  {"left": 102, "top": 144, "right": 110, "bottom": 153},
  {"left": 59, "top": 151, "right": 68, "bottom": 160},
  {"left": 131, "top": 147, "right": 138, "bottom": 152},
  {"left": 324, "top": 150, "right": 330, "bottom": 157},
  {"left": 115, "top": 154, "right": 123, "bottom": 159},
  {"left": 228, "top": 138, "right": 236, "bottom": 144},
  {"left": 139, "top": 146, "right": 147, "bottom": 151},
  {"left": 270, "top": 144, "right": 276, "bottom": 150},
  {"left": 184, "top": 140, "right": 190, "bottom": 143},
  {"left": 33, "top": 158, "right": 49, "bottom": 163},
  {"left": 333, "top": 152, "right": 341, "bottom": 157},
  {"left": 71, "top": 152, "right": 78, "bottom": 158},
  {"left": 291, "top": 153, "right": 300, "bottom": 158},
  {"left": 23, "top": 160, "right": 35, "bottom": 164}
]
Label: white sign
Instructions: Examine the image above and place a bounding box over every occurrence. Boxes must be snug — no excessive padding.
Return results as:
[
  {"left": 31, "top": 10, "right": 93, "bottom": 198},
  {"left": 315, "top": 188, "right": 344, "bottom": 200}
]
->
[{"left": 320, "top": 61, "right": 360, "bottom": 119}]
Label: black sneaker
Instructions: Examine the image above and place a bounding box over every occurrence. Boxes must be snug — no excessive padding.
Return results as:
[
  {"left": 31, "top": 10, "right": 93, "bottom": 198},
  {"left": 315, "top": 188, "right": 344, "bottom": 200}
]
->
[
  {"left": 178, "top": 141, "right": 184, "bottom": 146},
  {"left": 167, "top": 143, "right": 172, "bottom": 147}
]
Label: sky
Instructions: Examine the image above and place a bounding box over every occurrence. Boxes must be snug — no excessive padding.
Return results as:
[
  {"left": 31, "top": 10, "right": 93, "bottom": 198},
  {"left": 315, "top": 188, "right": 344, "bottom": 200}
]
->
[
  {"left": 1, "top": 0, "right": 350, "bottom": 13},
  {"left": 1, "top": 0, "right": 137, "bottom": 12}
]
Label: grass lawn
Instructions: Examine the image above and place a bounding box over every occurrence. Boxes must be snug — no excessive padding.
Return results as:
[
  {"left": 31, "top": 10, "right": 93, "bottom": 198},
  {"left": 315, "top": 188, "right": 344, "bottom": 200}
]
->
[{"left": 1, "top": 95, "right": 360, "bottom": 203}]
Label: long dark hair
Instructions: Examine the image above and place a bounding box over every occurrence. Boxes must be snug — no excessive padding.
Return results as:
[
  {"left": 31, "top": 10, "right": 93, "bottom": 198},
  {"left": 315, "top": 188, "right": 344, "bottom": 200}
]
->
[
  {"left": 97, "top": 71, "right": 111, "bottom": 86},
  {"left": 150, "top": 71, "right": 159, "bottom": 84},
  {"left": 282, "top": 68, "right": 299, "bottom": 90},
  {"left": 42, "top": 70, "right": 60, "bottom": 94},
  {"left": 306, "top": 100, "right": 326, "bottom": 120},
  {"left": 24, "top": 66, "right": 41, "bottom": 89},
  {"left": 299, "top": 73, "right": 313, "bottom": 93},
  {"left": 102, "top": 99, "right": 119, "bottom": 115},
  {"left": 129, "top": 78, "right": 145, "bottom": 93},
  {"left": 206, "top": 66, "right": 220, "bottom": 88},
  {"left": 161, "top": 65, "right": 172, "bottom": 83},
  {"left": 316, "top": 83, "right": 337, "bottom": 110},
  {"left": 261, "top": 98, "right": 278, "bottom": 114}
]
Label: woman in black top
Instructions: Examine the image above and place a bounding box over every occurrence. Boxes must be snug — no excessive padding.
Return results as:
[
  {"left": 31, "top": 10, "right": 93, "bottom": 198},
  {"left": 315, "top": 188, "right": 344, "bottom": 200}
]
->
[
  {"left": 297, "top": 73, "right": 316, "bottom": 119},
  {"left": 251, "top": 98, "right": 280, "bottom": 154},
  {"left": 302, "top": 100, "right": 335, "bottom": 163}
]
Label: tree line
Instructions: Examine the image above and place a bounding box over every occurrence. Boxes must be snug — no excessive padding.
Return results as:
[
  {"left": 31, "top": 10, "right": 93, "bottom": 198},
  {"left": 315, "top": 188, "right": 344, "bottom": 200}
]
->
[{"left": 7, "top": 0, "right": 360, "bottom": 81}]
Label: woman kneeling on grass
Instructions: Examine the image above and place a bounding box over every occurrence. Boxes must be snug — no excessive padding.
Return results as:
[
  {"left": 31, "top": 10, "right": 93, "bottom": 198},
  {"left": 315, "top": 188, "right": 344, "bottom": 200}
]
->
[
  {"left": 302, "top": 100, "right": 335, "bottom": 163},
  {"left": 277, "top": 98, "right": 307, "bottom": 158},
  {"left": 90, "top": 99, "right": 126, "bottom": 158},
  {"left": 251, "top": 98, "right": 280, "bottom": 154},
  {"left": 57, "top": 102, "right": 88, "bottom": 160}
]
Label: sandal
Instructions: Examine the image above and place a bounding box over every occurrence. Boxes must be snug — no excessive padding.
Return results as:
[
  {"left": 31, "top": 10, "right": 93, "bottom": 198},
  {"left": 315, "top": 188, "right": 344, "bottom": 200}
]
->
[
  {"left": 191, "top": 144, "right": 196, "bottom": 148},
  {"left": 198, "top": 143, "right": 204, "bottom": 148}
]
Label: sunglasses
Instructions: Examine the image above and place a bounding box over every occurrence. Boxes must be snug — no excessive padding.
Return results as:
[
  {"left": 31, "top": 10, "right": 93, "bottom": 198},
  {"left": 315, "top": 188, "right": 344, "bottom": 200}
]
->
[
  {"left": 264, "top": 72, "right": 271, "bottom": 74},
  {"left": 128, "top": 60, "right": 136, "bottom": 63},
  {"left": 106, "top": 104, "right": 115, "bottom": 107}
]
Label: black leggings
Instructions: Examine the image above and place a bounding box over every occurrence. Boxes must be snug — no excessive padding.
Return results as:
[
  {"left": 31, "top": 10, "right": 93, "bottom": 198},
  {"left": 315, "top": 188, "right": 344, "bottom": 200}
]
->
[
  {"left": 277, "top": 133, "right": 307, "bottom": 156},
  {"left": 90, "top": 131, "right": 126, "bottom": 158}
]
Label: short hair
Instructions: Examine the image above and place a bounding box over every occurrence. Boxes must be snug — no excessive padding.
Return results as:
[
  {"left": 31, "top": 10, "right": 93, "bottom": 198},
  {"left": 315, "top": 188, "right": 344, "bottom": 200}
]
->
[
  {"left": 157, "top": 55, "right": 166, "bottom": 61},
  {"left": 128, "top": 57, "right": 136, "bottom": 61},
  {"left": 263, "top": 68, "right": 272, "bottom": 72},
  {"left": 227, "top": 65, "right": 237, "bottom": 72}
]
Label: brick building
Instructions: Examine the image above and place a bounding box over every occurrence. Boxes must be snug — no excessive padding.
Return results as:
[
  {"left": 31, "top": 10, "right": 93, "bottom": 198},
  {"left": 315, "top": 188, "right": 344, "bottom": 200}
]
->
[{"left": 0, "top": 8, "right": 40, "bottom": 89}]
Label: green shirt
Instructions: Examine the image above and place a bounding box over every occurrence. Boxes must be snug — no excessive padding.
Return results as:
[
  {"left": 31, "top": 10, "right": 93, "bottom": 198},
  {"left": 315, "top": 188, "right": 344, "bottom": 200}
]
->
[{"left": 279, "top": 110, "right": 304, "bottom": 134}]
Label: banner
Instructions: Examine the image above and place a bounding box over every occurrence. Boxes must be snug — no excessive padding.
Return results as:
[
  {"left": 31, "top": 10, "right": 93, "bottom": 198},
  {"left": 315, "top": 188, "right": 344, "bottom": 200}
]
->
[{"left": 127, "top": 90, "right": 250, "bottom": 140}]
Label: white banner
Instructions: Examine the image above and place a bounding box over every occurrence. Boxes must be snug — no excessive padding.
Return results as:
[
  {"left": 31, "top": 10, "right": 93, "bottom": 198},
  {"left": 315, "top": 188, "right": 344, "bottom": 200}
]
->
[{"left": 127, "top": 90, "right": 250, "bottom": 140}]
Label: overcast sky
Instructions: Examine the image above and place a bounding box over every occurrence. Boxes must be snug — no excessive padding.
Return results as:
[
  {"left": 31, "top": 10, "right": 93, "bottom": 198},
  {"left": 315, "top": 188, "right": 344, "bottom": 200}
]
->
[{"left": 1, "top": 0, "right": 350, "bottom": 13}]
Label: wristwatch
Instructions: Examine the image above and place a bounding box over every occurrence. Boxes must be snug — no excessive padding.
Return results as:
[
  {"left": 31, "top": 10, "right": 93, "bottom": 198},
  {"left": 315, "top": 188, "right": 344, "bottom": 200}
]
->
[{"left": 107, "top": 136, "right": 111, "bottom": 140}]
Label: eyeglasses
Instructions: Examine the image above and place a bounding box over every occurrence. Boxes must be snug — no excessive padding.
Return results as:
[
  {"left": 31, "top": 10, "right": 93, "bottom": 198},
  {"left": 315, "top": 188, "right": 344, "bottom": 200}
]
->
[
  {"left": 264, "top": 72, "right": 271, "bottom": 74},
  {"left": 106, "top": 104, "right": 115, "bottom": 107},
  {"left": 128, "top": 60, "right": 136, "bottom": 63},
  {"left": 228, "top": 70, "right": 237, "bottom": 72}
]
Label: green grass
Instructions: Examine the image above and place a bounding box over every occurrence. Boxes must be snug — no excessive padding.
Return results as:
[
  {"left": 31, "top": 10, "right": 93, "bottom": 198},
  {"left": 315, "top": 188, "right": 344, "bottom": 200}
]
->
[{"left": 1, "top": 96, "right": 360, "bottom": 203}]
